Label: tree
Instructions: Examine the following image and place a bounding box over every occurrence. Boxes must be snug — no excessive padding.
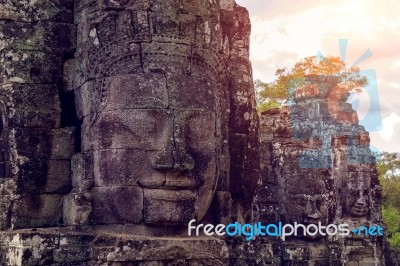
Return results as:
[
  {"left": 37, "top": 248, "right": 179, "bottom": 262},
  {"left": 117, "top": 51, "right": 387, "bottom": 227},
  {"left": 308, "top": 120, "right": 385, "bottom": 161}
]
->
[
  {"left": 255, "top": 55, "right": 368, "bottom": 113},
  {"left": 377, "top": 152, "right": 400, "bottom": 181},
  {"left": 377, "top": 152, "right": 400, "bottom": 249}
]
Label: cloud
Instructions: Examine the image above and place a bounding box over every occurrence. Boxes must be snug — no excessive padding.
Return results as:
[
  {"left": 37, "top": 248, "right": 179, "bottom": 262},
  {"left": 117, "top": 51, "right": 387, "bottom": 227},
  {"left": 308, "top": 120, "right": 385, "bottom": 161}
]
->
[
  {"left": 379, "top": 113, "right": 400, "bottom": 141},
  {"left": 240, "top": 0, "right": 400, "bottom": 78},
  {"left": 237, "top": 0, "right": 400, "bottom": 152},
  {"left": 236, "top": 0, "right": 339, "bottom": 18},
  {"left": 251, "top": 49, "right": 299, "bottom": 81}
]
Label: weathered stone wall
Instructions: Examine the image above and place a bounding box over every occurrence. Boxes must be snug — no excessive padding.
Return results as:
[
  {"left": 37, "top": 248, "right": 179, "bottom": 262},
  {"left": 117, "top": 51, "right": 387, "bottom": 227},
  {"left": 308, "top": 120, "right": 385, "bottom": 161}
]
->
[
  {"left": 257, "top": 75, "right": 386, "bottom": 265},
  {"left": 0, "top": 0, "right": 76, "bottom": 230},
  {"left": 0, "top": 0, "right": 261, "bottom": 265}
]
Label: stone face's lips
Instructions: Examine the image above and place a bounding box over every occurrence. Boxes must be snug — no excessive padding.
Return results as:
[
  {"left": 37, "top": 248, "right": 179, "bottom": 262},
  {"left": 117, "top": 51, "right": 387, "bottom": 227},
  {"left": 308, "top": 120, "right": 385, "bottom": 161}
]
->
[
  {"left": 163, "top": 180, "right": 198, "bottom": 189},
  {"left": 143, "top": 188, "right": 197, "bottom": 201},
  {"left": 164, "top": 172, "right": 198, "bottom": 189},
  {"left": 351, "top": 206, "right": 368, "bottom": 216},
  {"left": 138, "top": 172, "right": 198, "bottom": 189},
  {"left": 143, "top": 188, "right": 197, "bottom": 224}
]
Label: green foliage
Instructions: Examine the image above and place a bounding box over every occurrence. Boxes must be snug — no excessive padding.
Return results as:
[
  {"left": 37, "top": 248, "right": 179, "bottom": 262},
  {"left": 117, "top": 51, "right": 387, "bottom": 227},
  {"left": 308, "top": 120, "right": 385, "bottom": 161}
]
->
[
  {"left": 381, "top": 177, "right": 400, "bottom": 209},
  {"left": 382, "top": 206, "right": 400, "bottom": 236},
  {"left": 255, "top": 55, "right": 368, "bottom": 112},
  {"left": 389, "top": 233, "right": 400, "bottom": 248},
  {"left": 378, "top": 152, "right": 400, "bottom": 250},
  {"left": 256, "top": 100, "right": 280, "bottom": 113},
  {"left": 377, "top": 152, "right": 400, "bottom": 181}
]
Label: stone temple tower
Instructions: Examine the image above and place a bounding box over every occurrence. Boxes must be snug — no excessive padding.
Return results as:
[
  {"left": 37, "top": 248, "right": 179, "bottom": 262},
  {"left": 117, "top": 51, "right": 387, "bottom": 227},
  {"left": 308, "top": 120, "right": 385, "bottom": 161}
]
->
[
  {"left": 0, "top": 0, "right": 261, "bottom": 264},
  {"left": 257, "top": 75, "right": 386, "bottom": 265}
]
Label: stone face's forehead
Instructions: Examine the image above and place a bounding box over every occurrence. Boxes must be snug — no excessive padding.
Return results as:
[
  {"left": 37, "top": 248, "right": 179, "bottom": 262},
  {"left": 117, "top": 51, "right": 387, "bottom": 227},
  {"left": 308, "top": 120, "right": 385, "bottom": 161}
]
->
[
  {"left": 106, "top": 74, "right": 169, "bottom": 110},
  {"left": 346, "top": 171, "right": 370, "bottom": 189},
  {"left": 168, "top": 74, "right": 217, "bottom": 111},
  {"left": 104, "top": 72, "right": 217, "bottom": 112},
  {"left": 284, "top": 173, "right": 332, "bottom": 195}
]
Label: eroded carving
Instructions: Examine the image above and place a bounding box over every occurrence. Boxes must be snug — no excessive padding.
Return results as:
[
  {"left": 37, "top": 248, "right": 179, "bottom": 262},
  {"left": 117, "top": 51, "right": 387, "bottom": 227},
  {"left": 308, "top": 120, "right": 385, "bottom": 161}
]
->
[{"left": 63, "top": 0, "right": 259, "bottom": 237}]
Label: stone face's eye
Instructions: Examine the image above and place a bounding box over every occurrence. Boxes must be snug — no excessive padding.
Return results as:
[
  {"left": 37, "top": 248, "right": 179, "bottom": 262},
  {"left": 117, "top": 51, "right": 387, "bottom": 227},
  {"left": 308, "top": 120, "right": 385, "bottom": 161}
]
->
[
  {"left": 350, "top": 190, "right": 358, "bottom": 196},
  {"left": 185, "top": 112, "right": 216, "bottom": 151},
  {"left": 93, "top": 109, "right": 172, "bottom": 151}
]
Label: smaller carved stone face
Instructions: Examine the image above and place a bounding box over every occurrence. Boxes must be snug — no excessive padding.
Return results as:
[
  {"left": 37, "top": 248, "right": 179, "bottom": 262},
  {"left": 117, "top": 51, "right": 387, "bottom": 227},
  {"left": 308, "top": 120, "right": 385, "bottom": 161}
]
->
[
  {"left": 284, "top": 192, "right": 331, "bottom": 240},
  {"left": 341, "top": 173, "right": 370, "bottom": 218},
  {"left": 290, "top": 194, "right": 330, "bottom": 225},
  {"left": 344, "top": 188, "right": 369, "bottom": 217},
  {"left": 282, "top": 167, "right": 334, "bottom": 240}
]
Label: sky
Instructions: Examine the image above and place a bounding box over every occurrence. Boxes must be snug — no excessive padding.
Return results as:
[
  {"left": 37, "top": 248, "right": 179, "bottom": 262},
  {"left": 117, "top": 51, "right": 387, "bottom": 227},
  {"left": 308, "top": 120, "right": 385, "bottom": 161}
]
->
[{"left": 236, "top": 0, "right": 400, "bottom": 153}]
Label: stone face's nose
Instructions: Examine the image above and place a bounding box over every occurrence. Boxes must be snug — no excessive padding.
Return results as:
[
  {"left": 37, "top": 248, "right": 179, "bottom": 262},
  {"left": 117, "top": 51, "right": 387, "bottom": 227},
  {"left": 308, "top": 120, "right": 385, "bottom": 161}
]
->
[
  {"left": 307, "top": 197, "right": 322, "bottom": 219},
  {"left": 149, "top": 111, "right": 198, "bottom": 189},
  {"left": 152, "top": 146, "right": 195, "bottom": 172},
  {"left": 171, "top": 145, "right": 195, "bottom": 172},
  {"left": 152, "top": 148, "right": 174, "bottom": 171},
  {"left": 307, "top": 199, "right": 322, "bottom": 219},
  {"left": 152, "top": 144, "right": 196, "bottom": 189},
  {"left": 356, "top": 191, "right": 367, "bottom": 205},
  {"left": 172, "top": 118, "right": 194, "bottom": 169},
  {"left": 152, "top": 114, "right": 195, "bottom": 172}
]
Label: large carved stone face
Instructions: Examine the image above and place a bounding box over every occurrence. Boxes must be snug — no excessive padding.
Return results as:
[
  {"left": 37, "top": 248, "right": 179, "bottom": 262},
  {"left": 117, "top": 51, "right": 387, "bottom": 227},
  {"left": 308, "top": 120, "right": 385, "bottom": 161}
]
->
[
  {"left": 68, "top": 0, "right": 259, "bottom": 229},
  {"left": 85, "top": 70, "right": 220, "bottom": 225}
]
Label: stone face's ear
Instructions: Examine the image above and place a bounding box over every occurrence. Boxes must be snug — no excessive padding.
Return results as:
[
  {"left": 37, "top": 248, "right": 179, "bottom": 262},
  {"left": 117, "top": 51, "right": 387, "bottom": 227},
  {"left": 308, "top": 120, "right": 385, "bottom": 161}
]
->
[{"left": 218, "top": 4, "right": 260, "bottom": 224}]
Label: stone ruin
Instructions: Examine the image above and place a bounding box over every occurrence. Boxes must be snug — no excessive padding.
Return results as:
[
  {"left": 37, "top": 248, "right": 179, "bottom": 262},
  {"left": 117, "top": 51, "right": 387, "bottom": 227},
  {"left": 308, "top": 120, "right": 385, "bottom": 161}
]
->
[
  {"left": 257, "top": 75, "right": 386, "bottom": 265},
  {"left": 0, "top": 0, "right": 392, "bottom": 265},
  {"left": 0, "top": 0, "right": 260, "bottom": 264}
]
